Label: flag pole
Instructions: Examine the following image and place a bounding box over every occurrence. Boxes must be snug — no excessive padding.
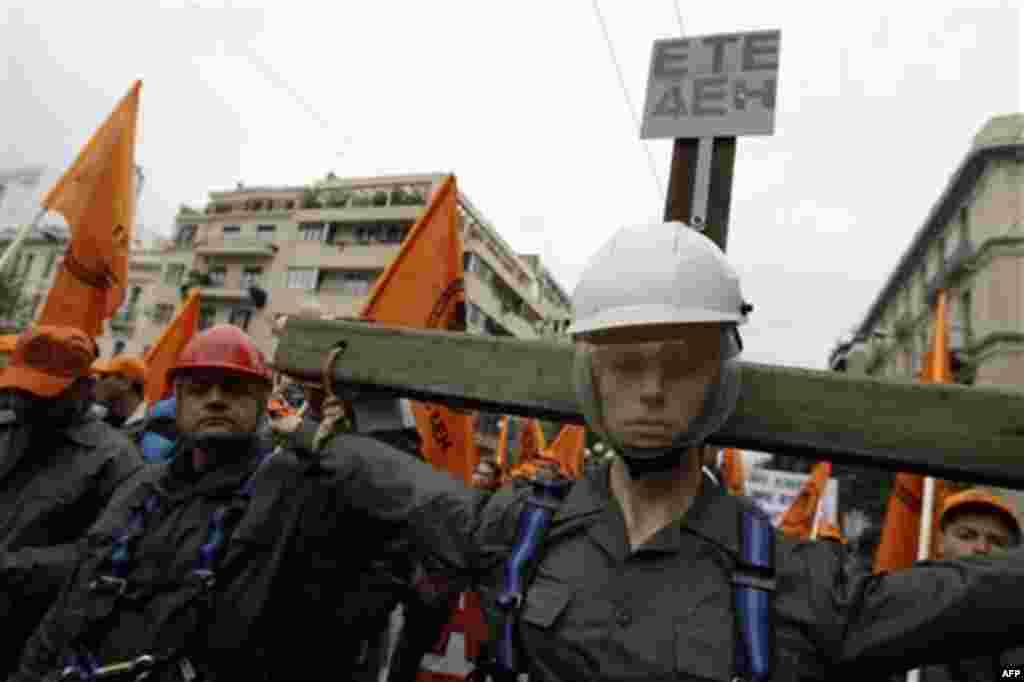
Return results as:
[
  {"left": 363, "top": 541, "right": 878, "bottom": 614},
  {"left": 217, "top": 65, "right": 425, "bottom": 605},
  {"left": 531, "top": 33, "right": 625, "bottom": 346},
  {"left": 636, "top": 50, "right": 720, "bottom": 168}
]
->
[
  {"left": 809, "top": 496, "right": 824, "bottom": 541},
  {"left": 0, "top": 208, "right": 47, "bottom": 275}
]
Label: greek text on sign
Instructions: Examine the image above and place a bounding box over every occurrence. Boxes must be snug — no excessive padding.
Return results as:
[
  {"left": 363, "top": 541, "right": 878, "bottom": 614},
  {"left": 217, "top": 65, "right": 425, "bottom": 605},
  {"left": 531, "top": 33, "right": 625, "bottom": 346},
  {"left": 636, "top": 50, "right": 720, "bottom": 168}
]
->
[{"left": 640, "top": 30, "right": 781, "bottom": 139}]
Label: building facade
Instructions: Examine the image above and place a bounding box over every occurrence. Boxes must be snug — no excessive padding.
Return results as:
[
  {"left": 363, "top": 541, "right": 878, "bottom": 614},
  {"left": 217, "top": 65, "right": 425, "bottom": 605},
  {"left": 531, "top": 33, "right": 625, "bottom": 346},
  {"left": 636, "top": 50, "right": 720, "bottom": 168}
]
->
[
  {"left": 0, "top": 172, "right": 574, "bottom": 456},
  {"left": 819, "top": 114, "right": 1024, "bottom": 560}
]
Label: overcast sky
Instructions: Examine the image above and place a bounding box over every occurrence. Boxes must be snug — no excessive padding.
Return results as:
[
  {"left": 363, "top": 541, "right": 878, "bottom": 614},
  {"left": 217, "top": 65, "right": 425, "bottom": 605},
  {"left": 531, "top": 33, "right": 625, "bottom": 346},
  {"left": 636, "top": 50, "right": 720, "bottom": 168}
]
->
[{"left": 2, "top": 1, "right": 1021, "bottom": 372}]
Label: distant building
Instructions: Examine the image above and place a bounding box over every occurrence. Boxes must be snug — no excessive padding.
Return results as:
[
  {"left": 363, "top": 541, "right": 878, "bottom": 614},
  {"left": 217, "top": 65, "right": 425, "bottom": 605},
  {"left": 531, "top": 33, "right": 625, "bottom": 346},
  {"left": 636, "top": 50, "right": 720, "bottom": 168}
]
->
[
  {"left": 821, "top": 113, "right": 1024, "bottom": 552},
  {"left": 0, "top": 172, "right": 574, "bottom": 456}
]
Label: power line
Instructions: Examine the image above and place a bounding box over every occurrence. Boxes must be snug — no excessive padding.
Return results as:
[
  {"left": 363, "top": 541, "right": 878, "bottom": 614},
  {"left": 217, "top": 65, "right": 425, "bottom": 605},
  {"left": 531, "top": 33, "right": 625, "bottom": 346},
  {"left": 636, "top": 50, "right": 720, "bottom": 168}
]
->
[{"left": 590, "top": 0, "right": 664, "bottom": 202}]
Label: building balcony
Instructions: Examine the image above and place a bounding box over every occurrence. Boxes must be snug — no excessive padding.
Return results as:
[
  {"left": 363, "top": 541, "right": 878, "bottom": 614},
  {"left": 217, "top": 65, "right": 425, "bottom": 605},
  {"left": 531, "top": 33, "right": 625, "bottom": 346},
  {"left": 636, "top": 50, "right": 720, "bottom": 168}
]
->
[
  {"left": 199, "top": 286, "right": 251, "bottom": 302},
  {"left": 293, "top": 204, "right": 424, "bottom": 224},
  {"left": 194, "top": 237, "right": 278, "bottom": 258}
]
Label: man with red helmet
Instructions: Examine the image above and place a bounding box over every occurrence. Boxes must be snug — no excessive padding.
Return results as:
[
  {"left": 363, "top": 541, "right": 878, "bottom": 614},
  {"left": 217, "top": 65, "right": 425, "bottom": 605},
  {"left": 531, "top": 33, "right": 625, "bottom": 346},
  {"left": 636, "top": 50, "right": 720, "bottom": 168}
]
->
[{"left": 11, "top": 325, "right": 412, "bottom": 682}]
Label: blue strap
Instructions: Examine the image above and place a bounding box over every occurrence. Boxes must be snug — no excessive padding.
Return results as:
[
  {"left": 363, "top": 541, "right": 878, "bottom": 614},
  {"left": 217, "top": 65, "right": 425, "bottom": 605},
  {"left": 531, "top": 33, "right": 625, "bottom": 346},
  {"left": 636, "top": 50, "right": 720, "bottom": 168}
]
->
[
  {"left": 70, "top": 449, "right": 275, "bottom": 673},
  {"left": 733, "top": 509, "right": 775, "bottom": 682},
  {"left": 492, "top": 476, "right": 571, "bottom": 677}
]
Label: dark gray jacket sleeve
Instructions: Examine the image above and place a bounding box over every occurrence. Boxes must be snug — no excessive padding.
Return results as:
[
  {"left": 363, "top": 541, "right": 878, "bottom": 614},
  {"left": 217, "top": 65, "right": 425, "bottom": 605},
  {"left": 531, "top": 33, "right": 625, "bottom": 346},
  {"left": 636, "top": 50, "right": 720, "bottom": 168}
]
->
[
  {"left": 3, "top": 435, "right": 142, "bottom": 600},
  {"left": 781, "top": 539, "right": 1024, "bottom": 673},
  {"left": 320, "top": 433, "right": 519, "bottom": 576}
]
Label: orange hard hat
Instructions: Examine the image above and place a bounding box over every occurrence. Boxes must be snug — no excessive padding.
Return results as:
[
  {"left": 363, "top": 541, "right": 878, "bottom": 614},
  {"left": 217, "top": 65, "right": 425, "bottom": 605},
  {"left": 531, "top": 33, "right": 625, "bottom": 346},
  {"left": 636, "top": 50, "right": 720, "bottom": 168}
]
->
[
  {"left": 939, "top": 489, "right": 1021, "bottom": 540},
  {"left": 92, "top": 356, "right": 148, "bottom": 386},
  {"left": 0, "top": 326, "right": 96, "bottom": 398},
  {"left": 168, "top": 324, "right": 272, "bottom": 384}
]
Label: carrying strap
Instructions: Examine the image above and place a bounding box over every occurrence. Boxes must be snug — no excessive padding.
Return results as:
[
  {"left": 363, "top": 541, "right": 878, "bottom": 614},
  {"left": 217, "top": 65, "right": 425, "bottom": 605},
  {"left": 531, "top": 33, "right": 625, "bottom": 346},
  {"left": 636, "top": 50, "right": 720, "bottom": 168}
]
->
[
  {"left": 63, "top": 450, "right": 275, "bottom": 681},
  {"left": 480, "top": 489, "right": 776, "bottom": 682},
  {"left": 732, "top": 508, "right": 776, "bottom": 682},
  {"left": 485, "top": 475, "right": 571, "bottom": 681}
]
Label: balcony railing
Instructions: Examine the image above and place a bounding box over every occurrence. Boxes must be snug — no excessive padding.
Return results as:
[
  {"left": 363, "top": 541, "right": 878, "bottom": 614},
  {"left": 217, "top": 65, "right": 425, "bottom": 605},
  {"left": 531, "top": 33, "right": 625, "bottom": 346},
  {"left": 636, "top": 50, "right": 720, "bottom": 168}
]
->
[{"left": 194, "top": 237, "right": 277, "bottom": 257}]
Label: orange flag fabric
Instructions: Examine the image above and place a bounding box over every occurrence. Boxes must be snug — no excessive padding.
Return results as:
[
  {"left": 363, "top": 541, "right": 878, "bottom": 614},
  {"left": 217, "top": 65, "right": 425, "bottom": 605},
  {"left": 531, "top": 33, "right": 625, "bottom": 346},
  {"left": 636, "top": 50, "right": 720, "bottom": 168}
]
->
[
  {"left": 720, "top": 448, "right": 746, "bottom": 496},
  {"left": 778, "top": 461, "right": 832, "bottom": 540},
  {"left": 143, "top": 288, "right": 200, "bottom": 404},
  {"left": 874, "top": 290, "right": 954, "bottom": 572},
  {"left": 360, "top": 174, "right": 479, "bottom": 484},
  {"left": 38, "top": 81, "right": 141, "bottom": 338},
  {"left": 546, "top": 424, "right": 586, "bottom": 478}
]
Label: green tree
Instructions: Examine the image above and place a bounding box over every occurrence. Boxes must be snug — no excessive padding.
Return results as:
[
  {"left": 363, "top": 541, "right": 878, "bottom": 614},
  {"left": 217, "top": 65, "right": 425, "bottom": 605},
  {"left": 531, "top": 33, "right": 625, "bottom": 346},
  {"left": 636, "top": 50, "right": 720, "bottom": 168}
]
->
[{"left": 0, "top": 265, "right": 35, "bottom": 330}]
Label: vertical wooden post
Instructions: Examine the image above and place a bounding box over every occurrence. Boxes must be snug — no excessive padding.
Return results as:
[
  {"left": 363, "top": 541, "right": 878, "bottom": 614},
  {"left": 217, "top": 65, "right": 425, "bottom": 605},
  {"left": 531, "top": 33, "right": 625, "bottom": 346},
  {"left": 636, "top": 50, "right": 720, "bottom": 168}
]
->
[{"left": 662, "top": 136, "right": 738, "bottom": 252}]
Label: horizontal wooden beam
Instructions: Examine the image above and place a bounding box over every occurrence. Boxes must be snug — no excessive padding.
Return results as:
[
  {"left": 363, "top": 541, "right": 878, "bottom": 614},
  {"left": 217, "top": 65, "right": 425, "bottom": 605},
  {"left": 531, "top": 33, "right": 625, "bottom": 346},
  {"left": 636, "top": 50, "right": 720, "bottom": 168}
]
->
[{"left": 273, "top": 318, "right": 1024, "bottom": 488}]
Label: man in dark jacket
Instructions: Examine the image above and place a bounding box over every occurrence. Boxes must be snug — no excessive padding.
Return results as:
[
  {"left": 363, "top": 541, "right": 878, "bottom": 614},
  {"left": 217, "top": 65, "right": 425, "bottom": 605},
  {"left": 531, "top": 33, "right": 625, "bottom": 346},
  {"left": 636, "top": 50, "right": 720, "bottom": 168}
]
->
[
  {"left": 11, "top": 325, "right": 420, "bottom": 682},
  {"left": 0, "top": 325, "right": 142, "bottom": 679},
  {"left": 909, "top": 489, "right": 1024, "bottom": 682},
  {"left": 90, "top": 356, "right": 147, "bottom": 430}
]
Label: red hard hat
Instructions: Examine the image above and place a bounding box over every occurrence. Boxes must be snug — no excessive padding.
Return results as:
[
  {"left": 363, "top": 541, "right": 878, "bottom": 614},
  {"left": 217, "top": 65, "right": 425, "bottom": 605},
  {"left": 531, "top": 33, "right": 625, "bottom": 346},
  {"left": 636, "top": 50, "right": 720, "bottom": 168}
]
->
[{"left": 168, "top": 324, "right": 272, "bottom": 384}]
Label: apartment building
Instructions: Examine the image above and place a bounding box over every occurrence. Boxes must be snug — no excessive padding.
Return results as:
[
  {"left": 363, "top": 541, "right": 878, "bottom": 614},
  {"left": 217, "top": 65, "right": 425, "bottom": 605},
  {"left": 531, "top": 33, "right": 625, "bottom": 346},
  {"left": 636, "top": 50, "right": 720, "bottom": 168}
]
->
[
  {"left": 0, "top": 172, "right": 574, "bottom": 454},
  {"left": 806, "top": 113, "right": 1024, "bottom": 562}
]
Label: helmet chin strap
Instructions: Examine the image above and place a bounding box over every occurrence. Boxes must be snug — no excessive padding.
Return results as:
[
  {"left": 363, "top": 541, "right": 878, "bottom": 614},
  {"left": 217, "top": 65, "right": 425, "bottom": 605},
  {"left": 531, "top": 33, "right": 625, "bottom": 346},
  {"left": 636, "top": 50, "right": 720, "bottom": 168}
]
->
[{"left": 573, "top": 329, "right": 742, "bottom": 479}]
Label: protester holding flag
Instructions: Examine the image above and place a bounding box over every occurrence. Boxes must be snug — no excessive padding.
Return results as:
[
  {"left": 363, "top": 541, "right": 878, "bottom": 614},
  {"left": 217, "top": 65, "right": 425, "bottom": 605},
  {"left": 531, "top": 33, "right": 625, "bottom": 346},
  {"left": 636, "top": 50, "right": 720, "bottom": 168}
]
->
[{"left": 0, "top": 326, "right": 141, "bottom": 678}]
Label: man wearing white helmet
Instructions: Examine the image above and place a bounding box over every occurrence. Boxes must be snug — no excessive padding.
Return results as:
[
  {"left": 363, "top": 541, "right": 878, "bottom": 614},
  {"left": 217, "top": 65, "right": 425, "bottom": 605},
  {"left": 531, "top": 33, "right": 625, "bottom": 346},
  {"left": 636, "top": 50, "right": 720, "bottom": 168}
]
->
[{"left": 310, "top": 222, "right": 1024, "bottom": 681}]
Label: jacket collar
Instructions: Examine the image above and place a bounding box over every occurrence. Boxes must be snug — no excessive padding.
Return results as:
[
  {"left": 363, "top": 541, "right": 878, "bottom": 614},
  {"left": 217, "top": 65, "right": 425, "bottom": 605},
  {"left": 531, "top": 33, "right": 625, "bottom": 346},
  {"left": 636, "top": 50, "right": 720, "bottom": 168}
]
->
[
  {"left": 160, "top": 439, "right": 267, "bottom": 501},
  {"left": 552, "top": 460, "right": 742, "bottom": 558}
]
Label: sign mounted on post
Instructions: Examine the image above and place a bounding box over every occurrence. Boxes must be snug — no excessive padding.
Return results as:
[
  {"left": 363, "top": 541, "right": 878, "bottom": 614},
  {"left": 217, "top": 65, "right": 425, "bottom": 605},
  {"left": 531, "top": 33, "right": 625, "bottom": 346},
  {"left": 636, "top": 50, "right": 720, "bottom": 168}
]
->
[{"left": 641, "top": 30, "right": 781, "bottom": 140}]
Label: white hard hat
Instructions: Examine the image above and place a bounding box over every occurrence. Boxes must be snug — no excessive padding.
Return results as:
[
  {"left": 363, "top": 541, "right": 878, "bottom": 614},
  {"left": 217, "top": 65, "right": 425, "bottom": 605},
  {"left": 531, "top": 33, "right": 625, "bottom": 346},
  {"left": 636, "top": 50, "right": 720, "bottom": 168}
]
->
[{"left": 568, "top": 222, "right": 748, "bottom": 337}]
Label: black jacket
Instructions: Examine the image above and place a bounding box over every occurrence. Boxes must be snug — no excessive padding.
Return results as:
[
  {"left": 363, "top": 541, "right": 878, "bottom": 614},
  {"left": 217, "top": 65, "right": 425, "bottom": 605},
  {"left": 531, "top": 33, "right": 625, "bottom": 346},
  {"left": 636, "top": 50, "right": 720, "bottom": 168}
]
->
[
  {"left": 310, "top": 434, "right": 1024, "bottom": 682},
  {"left": 10, "top": 430, "right": 412, "bottom": 682},
  {"left": 0, "top": 416, "right": 142, "bottom": 678}
]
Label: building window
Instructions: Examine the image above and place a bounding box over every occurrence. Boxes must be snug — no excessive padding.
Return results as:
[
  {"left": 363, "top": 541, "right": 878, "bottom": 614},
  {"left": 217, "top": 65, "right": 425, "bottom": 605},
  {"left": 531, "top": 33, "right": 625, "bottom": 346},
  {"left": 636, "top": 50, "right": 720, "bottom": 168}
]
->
[
  {"left": 153, "top": 303, "right": 174, "bottom": 324},
  {"left": 223, "top": 225, "right": 242, "bottom": 238},
  {"left": 390, "top": 184, "right": 428, "bottom": 206},
  {"left": 287, "top": 268, "right": 319, "bottom": 290},
  {"left": 207, "top": 267, "right": 227, "bottom": 287},
  {"left": 113, "top": 340, "right": 126, "bottom": 356},
  {"left": 42, "top": 251, "right": 57, "bottom": 278},
  {"left": 165, "top": 263, "right": 185, "bottom": 285},
  {"left": 176, "top": 225, "right": 197, "bottom": 246},
  {"left": 299, "top": 222, "right": 325, "bottom": 242},
  {"left": 284, "top": 200, "right": 295, "bottom": 210},
  {"left": 959, "top": 205, "right": 971, "bottom": 242},
  {"left": 198, "top": 307, "right": 217, "bottom": 330},
  {"left": 229, "top": 308, "right": 253, "bottom": 331},
  {"left": 257, "top": 225, "right": 277, "bottom": 240},
  {"left": 21, "top": 253, "right": 35, "bottom": 278},
  {"left": 467, "top": 302, "right": 482, "bottom": 326},
  {"left": 241, "top": 267, "right": 263, "bottom": 288},
  {"left": 318, "top": 269, "right": 380, "bottom": 296},
  {"left": 384, "top": 225, "right": 404, "bottom": 244}
]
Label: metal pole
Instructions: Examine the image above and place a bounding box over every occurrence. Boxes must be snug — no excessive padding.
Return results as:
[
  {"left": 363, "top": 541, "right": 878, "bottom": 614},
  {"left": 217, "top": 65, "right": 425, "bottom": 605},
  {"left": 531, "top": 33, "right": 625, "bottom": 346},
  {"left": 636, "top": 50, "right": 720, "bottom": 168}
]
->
[
  {"left": 0, "top": 208, "right": 47, "bottom": 275},
  {"left": 905, "top": 475, "right": 937, "bottom": 682},
  {"left": 690, "top": 137, "right": 715, "bottom": 231}
]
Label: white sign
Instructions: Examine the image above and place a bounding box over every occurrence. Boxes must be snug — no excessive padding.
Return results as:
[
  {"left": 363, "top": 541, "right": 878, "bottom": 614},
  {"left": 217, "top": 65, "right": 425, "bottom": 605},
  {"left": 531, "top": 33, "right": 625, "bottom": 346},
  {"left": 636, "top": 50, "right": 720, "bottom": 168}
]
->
[
  {"left": 744, "top": 467, "right": 838, "bottom": 526},
  {"left": 640, "top": 30, "right": 781, "bottom": 139}
]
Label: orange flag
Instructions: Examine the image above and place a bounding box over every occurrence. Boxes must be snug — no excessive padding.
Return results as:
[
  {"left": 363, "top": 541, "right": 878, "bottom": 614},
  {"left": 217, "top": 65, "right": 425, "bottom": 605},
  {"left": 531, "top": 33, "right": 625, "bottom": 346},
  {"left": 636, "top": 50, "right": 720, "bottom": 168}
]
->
[
  {"left": 720, "top": 448, "right": 746, "bottom": 496},
  {"left": 38, "top": 81, "right": 141, "bottom": 337},
  {"left": 518, "top": 418, "right": 546, "bottom": 463},
  {"left": 360, "top": 174, "right": 479, "bottom": 484},
  {"left": 778, "top": 461, "right": 832, "bottom": 540},
  {"left": 546, "top": 424, "right": 586, "bottom": 478},
  {"left": 143, "top": 289, "right": 200, "bottom": 404},
  {"left": 874, "top": 290, "right": 954, "bottom": 571}
]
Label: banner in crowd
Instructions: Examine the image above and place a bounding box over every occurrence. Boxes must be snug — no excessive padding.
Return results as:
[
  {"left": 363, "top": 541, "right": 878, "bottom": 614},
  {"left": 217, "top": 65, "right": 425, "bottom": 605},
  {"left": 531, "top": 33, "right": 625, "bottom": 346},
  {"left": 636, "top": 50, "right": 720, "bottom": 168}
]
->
[{"left": 745, "top": 467, "right": 839, "bottom": 527}]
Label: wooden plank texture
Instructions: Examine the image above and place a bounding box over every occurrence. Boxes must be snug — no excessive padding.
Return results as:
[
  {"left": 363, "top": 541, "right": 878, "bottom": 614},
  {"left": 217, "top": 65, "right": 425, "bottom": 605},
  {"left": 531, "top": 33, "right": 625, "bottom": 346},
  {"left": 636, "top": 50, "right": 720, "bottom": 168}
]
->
[{"left": 273, "top": 317, "right": 1024, "bottom": 488}]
